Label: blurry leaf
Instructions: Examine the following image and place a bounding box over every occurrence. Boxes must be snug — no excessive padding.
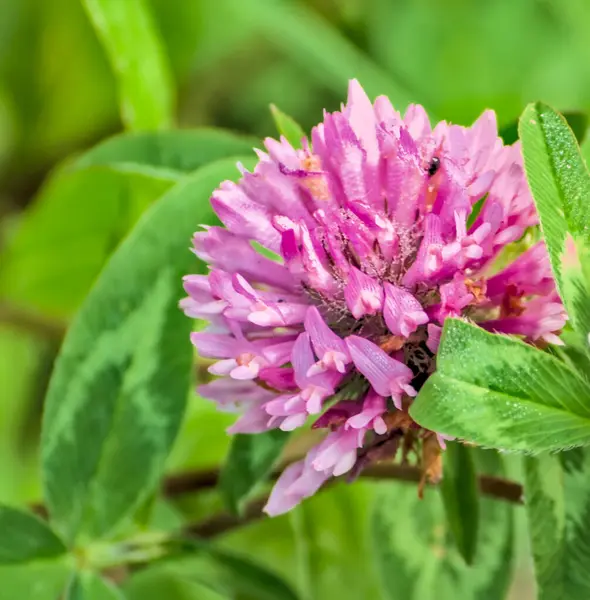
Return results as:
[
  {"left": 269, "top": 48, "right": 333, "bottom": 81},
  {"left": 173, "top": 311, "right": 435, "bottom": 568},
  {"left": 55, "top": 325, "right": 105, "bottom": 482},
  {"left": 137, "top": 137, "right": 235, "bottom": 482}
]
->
[
  {"left": 373, "top": 453, "right": 514, "bottom": 600},
  {"left": 220, "top": 430, "right": 289, "bottom": 515},
  {"left": 74, "top": 129, "right": 258, "bottom": 175},
  {"left": 41, "top": 156, "right": 255, "bottom": 543},
  {"left": 270, "top": 105, "right": 306, "bottom": 149},
  {"left": 524, "top": 449, "right": 590, "bottom": 599},
  {"left": 178, "top": 538, "right": 300, "bottom": 600},
  {"left": 367, "top": 0, "right": 590, "bottom": 126},
  {"left": 0, "top": 505, "right": 65, "bottom": 564},
  {"left": 124, "top": 567, "right": 226, "bottom": 600},
  {"left": 0, "top": 560, "right": 70, "bottom": 600},
  {"left": 410, "top": 319, "right": 590, "bottom": 453},
  {"left": 0, "top": 167, "right": 173, "bottom": 318},
  {"left": 440, "top": 442, "right": 479, "bottom": 565},
  {"left": 65, "top": 571, "right": 125, "bottom": 600},
  {"left": 82, "top": 0, "right": 174, "bottom": 130},
  {"left": 1, "top": 128, "right": 255, "bottom": 319},
  {"left": 288, "top": 482, "right": 382, "bottom": 600},
  {"left": 224, "top": 0, "right": 422, "bottom": 113},
  {"left": 519, "top": 102, "right": 590, "bottom": 345}
]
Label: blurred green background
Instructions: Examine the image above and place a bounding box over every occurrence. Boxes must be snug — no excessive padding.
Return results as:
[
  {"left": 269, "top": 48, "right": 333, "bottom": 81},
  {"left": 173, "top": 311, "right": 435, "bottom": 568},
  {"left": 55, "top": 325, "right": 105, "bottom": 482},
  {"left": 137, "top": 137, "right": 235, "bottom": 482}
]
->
[{"left": 2, "top": 0, "right": 588, "bottom": 596}]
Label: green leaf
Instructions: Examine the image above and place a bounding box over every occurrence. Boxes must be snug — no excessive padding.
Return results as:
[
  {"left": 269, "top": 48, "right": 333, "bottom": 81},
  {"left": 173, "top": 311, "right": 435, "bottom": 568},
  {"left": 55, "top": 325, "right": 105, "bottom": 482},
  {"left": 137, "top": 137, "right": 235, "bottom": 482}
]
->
[
  {"left": 171, "top": 539, "right": 300, "bottom": 600},
  {"left": 519, "top": 102, "right": 590, "bottom": 344},
  {"left": 440, "top": 442, "right": 479, "bottom": 565},
  {"left": 219, "top": 430, "right": 289, "bottom": 515},
  {"left": 410, "top": 319, "right": 590, "bottom": 453},
  {"left": 41, "top": 157, "right": 255, "bottom": 543},
  {"left": 66, "top": 572, "right": 125, "bottom": 600},
  {"left": 524, "top": 449, "right": 590, "bottom": 599},
  {"left": 0, "top": 129, "right": 256, "bottom": 318},
  {"left": 0, "top": 561, "right": 70, "bottom": 600},
  {"left": 269, "top": 105, "right": 306, "bottom": 149},
  {"left": 225, "top": 0, "right": 423, "bottom": 113},
  {"left": 73, "top": 129, "right": 258, "bottom": 176},
  {"left": 373, "top": 451, "right": 514, "bottom": 600},
  {"left": 124, "top": 567, "right": 226, "bottom": 600},
  {"left": 0, "top": 166, "right": 173, "bottom": 319},
  {"left": 0, "top": 505, "right": 66, "bottom": 564},
  {"left": 287, "top": 483, "right": 383, "bottom": 600},
  {"left": 82, "top": 0, "right": 174, "bottom": 130}
]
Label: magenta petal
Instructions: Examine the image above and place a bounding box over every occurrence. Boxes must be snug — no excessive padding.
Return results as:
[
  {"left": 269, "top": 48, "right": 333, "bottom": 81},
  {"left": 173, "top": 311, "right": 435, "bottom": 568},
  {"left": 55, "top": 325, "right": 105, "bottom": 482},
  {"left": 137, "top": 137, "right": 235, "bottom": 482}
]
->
[
  {"left": 344, "top": 267, "right": 384, "bottom": 318},
  {"left": 383, "top": 283, "right": 429, "bottom": 338},
  {"left": 345, "top": 335, "right": 414, "bottom": 399}
]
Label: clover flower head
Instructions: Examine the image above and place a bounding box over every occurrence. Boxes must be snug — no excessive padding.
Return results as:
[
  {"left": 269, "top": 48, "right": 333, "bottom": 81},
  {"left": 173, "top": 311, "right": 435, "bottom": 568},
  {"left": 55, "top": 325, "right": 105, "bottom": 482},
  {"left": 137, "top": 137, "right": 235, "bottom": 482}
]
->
[{"left": 182, "top": 80, "right": 566, "bottom": 515}]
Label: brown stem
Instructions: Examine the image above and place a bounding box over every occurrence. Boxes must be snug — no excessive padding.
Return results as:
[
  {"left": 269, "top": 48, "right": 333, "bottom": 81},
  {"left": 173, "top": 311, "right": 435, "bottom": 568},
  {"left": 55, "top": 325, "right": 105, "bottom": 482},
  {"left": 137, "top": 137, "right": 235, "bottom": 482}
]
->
[
  {"left": 165, "top": 462, "right": 523, "bottom": 505},
  {"left": 0, "top": 302, "right": 66, "bottom": 341},
  {"left": 170, "top": 461, "right": 523, "bottom": 539}
]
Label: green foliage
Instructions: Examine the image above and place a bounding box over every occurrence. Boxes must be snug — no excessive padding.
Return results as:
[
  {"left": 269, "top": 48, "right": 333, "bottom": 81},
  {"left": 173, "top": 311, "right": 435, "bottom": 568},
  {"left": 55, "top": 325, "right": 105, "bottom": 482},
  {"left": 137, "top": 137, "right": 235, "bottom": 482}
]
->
[
  {"left": 40, "top": 157, "right": 254, "bottom": 543},
  {"left": 372, "top": 453, "right": 514, "bottom": 600},
  {"left": 219, "top": 430, "right": 289, "bottom": 515},
  {"left": 519, "top": 102, "right": 590, "bottom": 347},
  {"left": 440, "top": 443, "right": 480, "bottom": 565},
  {"left": 270, "top": 105, "right": 307, "bottom": 149},
  {"left": 524, "top": 449, "right": 590, "bottom": 599},
  {"left": 0, "top": 129, "right": 255, "bottom": 319},
  {"left": 225, "top": 0, "right": 420, "bottom": 112},
  {"left": 65, "top": 572, "right": 125, "bottom": 600},
  {"left": 6, "top": 2, "right": 590, "bottom": 598},
  {"left": 410, "top": 319, "right": 590, "bottom": 452},
  {"left": 82, "top": 0, "right": 174, "bottom": 130},
  {"left": 0, "top": 505, "right": 65, "bottom": 564},
  {"left": 175, "top": 539, "right": 301, "bottom": 600}
]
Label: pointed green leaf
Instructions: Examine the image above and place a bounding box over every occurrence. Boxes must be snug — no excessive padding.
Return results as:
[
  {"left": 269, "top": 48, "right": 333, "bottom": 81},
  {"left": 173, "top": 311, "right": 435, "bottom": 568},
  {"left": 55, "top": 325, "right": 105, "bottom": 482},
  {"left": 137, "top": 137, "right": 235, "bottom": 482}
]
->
[
  {"left": 220, "top": 430, "right": 289, "bottom": 515},
  {"left": 519, "top": 102, "right": 590, "bottom": 345},
  {"left": 82, "top": 0, "right": 174, "bottom": 130},
  {"left": 410, "top": 319, "right": 590, "bottom": 453},
  {"left": 41, "top": 157, "right": 255, "bottom": 543},
  {"left": 0, "top": 505, "right": 66, "bottom": 564},
  {"left": 525, "top": 448, "right": 590, "bottom": 599},
  {"left": 440, "top": 442, "right": 479, "bottom": 565},
  {"left": 373, "top": 450, "right": 514, "bottom": 600},
  {"left": 270, "top": 105, "right": 306, "bottom": 149}
]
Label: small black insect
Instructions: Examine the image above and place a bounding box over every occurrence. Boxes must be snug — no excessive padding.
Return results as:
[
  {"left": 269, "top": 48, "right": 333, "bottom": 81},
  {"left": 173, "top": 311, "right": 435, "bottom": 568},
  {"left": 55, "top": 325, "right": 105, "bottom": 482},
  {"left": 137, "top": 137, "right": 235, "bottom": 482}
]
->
[{"left": 427, "top": 156, "right": 440, "bottom": 177}]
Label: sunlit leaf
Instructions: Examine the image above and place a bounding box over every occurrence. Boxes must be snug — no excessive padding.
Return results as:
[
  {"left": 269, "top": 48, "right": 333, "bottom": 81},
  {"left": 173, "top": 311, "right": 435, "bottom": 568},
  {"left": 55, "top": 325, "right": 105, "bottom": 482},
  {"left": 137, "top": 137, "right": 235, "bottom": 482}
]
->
[
  {"left": 269, "top": 105, "right": 306, "bottom": 149},
  {"left": 519, "top": 102, "right": 590, "bottom": 345},
  {"left": 410, "top": 319, "right": 590, "bottom": 453},
  {"left": 41, "top": 157, "right": 255, "bottom": 543},
  {"left": 82, "top": 0, "right": 174, "bottom": 130}
]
